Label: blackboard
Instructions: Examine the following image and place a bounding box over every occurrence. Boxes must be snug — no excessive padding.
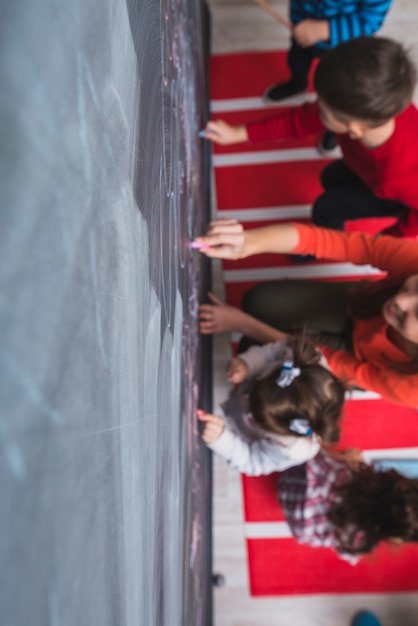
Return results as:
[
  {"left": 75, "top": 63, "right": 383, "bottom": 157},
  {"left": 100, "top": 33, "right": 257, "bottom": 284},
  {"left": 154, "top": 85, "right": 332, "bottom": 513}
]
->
[{"left": 0, "top": 0, "right": 212, "bottom": 624}]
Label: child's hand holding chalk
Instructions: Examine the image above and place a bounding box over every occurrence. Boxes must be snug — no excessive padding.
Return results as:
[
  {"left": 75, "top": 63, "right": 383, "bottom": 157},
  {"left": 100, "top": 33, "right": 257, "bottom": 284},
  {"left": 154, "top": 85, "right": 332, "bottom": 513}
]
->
[
  {"left": 197, "top": 409, "right": 225, "bottom": 444},
  {"left": 199, "top": 127, "right": 219, "bottom": 139},
  {"left": 199, "top": 120, "right": 249, "bottom": 145},
  {"left": 190, "top": 240, "right": 212, "bottom": 250},
  {"left": 192, "top": 218, "right": 248, "bottom": 260}
]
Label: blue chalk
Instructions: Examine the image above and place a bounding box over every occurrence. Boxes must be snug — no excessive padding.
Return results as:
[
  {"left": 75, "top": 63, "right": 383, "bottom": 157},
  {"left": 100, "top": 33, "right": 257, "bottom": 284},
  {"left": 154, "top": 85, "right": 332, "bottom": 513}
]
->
[{"left": 198, "top": 130, "right": 206, "bottom": 138}]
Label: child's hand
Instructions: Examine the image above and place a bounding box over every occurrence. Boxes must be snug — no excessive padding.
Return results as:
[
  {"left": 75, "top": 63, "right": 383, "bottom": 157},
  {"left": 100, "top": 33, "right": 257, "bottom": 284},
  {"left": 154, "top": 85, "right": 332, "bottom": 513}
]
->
[
  {"left": 199, "top": 291, "right": 248, "bottom": 335},
  {"left": 340, "top": 447, "right": 364, "bottom": 466},
  {"left": 202, "top": 120, "right": 249, "bottom": 145},
  {"left": 293, "top": 19, "right": 329, "bottom": 47},
  {"left": 325, "top": 447, "right": 364, "bottom": 468},
  {"left": 192, "top": 218, "right": 247, "bottom": 260},
  {"left": 197, "top": 409, "right": 225, "bottom": 443},
  {"left": 226, "top": 357, "right": 249, "bottom": 384}
]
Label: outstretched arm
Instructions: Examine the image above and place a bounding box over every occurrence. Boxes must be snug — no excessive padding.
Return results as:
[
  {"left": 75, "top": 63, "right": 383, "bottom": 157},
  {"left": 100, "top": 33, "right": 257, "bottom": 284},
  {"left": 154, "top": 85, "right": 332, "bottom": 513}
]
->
[
  {"left": 193, "top": 218, "right": 300, "bottom": 260},
  {"left": 198, "top": 410, "right": 320, "bottom": 475},
  {"left": 320, "top": 345, "right": 418, "bottom": 408},
  {"left": 202, "top": 120, "right": 249, "bottom": 145},
  {"left": 322, "top": 445, "right": 364, "bottom": 468},
  {"left": 199, "top": 292, "right": 287, "bottom": 342},
  {"left": 195, "top": 219, "right": 418, "bottom": 282}
]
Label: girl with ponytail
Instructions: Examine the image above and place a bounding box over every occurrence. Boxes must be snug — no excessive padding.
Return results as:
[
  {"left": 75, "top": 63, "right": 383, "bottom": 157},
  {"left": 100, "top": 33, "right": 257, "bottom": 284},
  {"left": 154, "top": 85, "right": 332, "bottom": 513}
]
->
[{"left": 198, "top": 335, "right": 346, "bottom": 476}]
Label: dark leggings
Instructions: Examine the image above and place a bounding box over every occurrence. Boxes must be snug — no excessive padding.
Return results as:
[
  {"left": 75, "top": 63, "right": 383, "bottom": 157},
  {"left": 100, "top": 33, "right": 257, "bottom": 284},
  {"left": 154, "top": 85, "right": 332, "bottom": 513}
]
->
[
  {"left": 312, "top": 160, "right": 406, "bottom": 231},
  {"left": 239, "top": 279, "right": 355, "bottom": 353},
  {"left": 287, "top": 38, "right": 325, "bottom": 90}
]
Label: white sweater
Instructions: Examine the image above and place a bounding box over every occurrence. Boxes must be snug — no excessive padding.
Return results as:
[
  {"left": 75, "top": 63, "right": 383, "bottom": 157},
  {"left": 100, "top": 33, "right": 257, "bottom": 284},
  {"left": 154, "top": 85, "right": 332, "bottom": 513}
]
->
[{"left": 208, "top": 341, "right": 321, "bottom": 476}]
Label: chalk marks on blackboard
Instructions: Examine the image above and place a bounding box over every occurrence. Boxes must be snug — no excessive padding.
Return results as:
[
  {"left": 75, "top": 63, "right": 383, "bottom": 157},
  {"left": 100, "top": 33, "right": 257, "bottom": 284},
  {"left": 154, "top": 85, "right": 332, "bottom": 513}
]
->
[
  {"left": 0, "top": 421, "right": 27, "bottom": 481},
  {"left": 75, "top": 48, "right": 93, "bottom": 209},
  {"left": 1, "top": 352, "right": 64, "bottom": 426},
  {"left": 0, "top": 350, "right": 67, "bottom": 481},
  {"left": 88, "top": 229, "right": 110, "bottom": 369}
]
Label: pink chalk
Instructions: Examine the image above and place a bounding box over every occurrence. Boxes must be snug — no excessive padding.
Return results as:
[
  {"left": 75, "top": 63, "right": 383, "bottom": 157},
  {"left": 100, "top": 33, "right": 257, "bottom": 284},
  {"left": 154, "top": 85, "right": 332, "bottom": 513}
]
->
[{"left": 190, "top": 241, "right": 211, "bottom": 249}]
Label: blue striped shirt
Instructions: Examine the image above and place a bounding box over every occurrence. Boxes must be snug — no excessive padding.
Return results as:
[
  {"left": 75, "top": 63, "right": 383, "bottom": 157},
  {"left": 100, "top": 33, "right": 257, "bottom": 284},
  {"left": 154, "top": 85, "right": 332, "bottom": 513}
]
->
[{"left": 290, "top": 0, "right": 393, "bottom": 49}]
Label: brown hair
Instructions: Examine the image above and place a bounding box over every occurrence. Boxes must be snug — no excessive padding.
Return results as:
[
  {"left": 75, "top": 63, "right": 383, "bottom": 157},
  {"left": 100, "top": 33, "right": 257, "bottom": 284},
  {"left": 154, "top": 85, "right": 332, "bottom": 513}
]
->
[
  {"left": 328, "top": 466, "right": 418, "bottom": 555},
  {"left": 314, "top": 37, "right": 417, "bottom": 126},
  {"left": 249, "top": 336, "right": 345, "bottom": 443}
]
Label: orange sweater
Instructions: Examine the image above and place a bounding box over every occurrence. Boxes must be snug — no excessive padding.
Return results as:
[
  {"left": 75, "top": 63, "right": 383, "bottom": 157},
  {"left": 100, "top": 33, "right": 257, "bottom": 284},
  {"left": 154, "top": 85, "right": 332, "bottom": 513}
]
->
[{"left": 293, "top": 224, "right": 418, "bottom": 407}]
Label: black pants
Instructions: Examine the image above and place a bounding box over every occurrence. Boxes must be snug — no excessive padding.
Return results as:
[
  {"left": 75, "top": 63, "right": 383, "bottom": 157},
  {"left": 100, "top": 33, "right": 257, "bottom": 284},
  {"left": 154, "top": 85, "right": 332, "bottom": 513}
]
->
[
  {"left": 312, "top": 160, "right": 406, "bottom": 231},
  {"left": 239, "top": 279, "right": 354, "bottom": 354},
  {"left": 286, "top": 38, "right": 326, "bottom": 90}
]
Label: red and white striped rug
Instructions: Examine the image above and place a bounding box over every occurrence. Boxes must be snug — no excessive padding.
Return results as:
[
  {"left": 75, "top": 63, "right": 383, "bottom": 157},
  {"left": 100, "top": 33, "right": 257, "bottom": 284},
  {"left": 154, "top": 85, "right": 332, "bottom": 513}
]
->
[{"left": 210, "top": 49, "right": 418, "bottom": 596}]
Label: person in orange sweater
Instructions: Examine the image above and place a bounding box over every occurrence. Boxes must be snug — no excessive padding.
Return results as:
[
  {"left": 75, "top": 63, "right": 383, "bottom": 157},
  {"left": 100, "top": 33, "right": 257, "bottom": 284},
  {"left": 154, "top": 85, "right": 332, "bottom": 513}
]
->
[{"left": 194, "top": 219, "right": 418, "bottom": 408}]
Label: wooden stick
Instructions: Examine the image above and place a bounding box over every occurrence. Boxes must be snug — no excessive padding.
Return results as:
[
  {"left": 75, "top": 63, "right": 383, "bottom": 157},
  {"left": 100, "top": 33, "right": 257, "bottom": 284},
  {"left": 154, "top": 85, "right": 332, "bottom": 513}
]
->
[{"left": 253, "top": 0, "right": 292, "bottom": 30}]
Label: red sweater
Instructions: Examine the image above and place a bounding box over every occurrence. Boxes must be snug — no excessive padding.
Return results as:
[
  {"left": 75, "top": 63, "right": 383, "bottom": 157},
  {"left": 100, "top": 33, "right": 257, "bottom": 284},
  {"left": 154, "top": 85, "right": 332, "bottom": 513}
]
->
[
  {"left": 246, "top": 103, "right": 418, "bottom": 239},
  {"left": 292, "top": 223, "right": 418, "bottom": 407}
]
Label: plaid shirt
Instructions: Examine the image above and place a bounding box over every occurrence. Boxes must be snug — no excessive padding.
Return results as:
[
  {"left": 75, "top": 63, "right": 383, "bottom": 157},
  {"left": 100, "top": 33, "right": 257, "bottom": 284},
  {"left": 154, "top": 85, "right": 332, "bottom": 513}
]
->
[{"left": 279, "top": 451, "right": 360, "bottom": 563}]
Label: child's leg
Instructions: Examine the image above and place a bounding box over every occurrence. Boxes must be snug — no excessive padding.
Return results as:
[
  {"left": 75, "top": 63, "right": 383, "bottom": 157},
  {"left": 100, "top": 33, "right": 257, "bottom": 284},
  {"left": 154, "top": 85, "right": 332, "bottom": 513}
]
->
[
  {"left": 320, "top": 160, "right": 359, "bottom": 189},
  {"left": 287, "top": 39, "right": 316, "bottom": 91},
  {"left": 265, "top": 39, "right": 317, "bottom": 101},
  {"left": 313, "top": 170, "right": 406, "bottom": 231},
  {"left": 239, "top": 279, "right": 354, "bottom": 352}
]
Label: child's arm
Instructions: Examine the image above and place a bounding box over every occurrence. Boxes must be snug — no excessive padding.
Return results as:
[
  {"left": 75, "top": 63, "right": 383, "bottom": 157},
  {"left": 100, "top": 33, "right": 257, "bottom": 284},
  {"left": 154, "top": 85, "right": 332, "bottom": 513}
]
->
[
  {"left": 322, "top": 445, "right": 364, "bottom": 468},
  {"left": 236, "top": 341, "right": 289, "bottom": 379},
  {"left": 293, "top": 20, "right": 329, "bottom": 47},
  {"left": 226, "top": 357, "right": 249, "bottom": 384},
  {"left": 203, "top": 120, "right": 248, "bottom": 145},
  {"left": 293, "top": 0, "right": 391, "bottom": 49},
  {"left": 199, "top": 291, "right": 287, "bottom": 343},
  {"left": 326, "top": 0, "right": 392, "bottom": 48},
  {"left": 195, "top": 219, "right": 300, "bottom": 261},
  {"left": 198, "top": 410, "right": 320, "bottom": 476},
  {"left": 195, "top": 219, "right": 418, "bottom": 285},
  {"left": 202, "top": 102, "right": 324, "bottom": 146},
  {"left": 320, "top": 345, "right": 418, "bottom": 408}
]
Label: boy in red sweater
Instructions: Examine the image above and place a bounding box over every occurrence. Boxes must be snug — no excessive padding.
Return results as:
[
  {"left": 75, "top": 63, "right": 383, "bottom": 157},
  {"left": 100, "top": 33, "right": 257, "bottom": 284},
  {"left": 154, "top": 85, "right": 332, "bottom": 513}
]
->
[{"left": 204, "top": 37, "right": 418, "bottom": 239}]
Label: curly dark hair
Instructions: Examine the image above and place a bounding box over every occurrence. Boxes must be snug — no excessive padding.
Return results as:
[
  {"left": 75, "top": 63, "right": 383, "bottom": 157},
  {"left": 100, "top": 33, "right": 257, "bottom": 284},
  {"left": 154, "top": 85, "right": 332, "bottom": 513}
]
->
[
  {"left": 249, "top": 336, "right": 345, "bottom": 443},
  {"left": 328, "top": 466, "right": 418, "bottom": 555}
]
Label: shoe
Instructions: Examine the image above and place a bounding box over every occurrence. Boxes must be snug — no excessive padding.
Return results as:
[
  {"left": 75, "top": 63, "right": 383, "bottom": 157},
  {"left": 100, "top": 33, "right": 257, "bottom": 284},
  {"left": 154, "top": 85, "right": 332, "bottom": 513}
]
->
[
  {"left": 351, "top": 610, "right": 381, "bottom": 626},
  {"left": 264, "top": 80, "right": 306, "bottom": 102},
  {"left": 317, "top": 130, "right": 339, "bottom": 156}
]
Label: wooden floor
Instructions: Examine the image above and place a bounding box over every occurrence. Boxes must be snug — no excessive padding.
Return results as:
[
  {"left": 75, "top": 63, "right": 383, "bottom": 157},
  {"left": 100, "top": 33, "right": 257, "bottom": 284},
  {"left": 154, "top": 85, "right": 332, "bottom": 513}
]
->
[{"left": 209, "top": 1, "right": 418, "bottom": 624}]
